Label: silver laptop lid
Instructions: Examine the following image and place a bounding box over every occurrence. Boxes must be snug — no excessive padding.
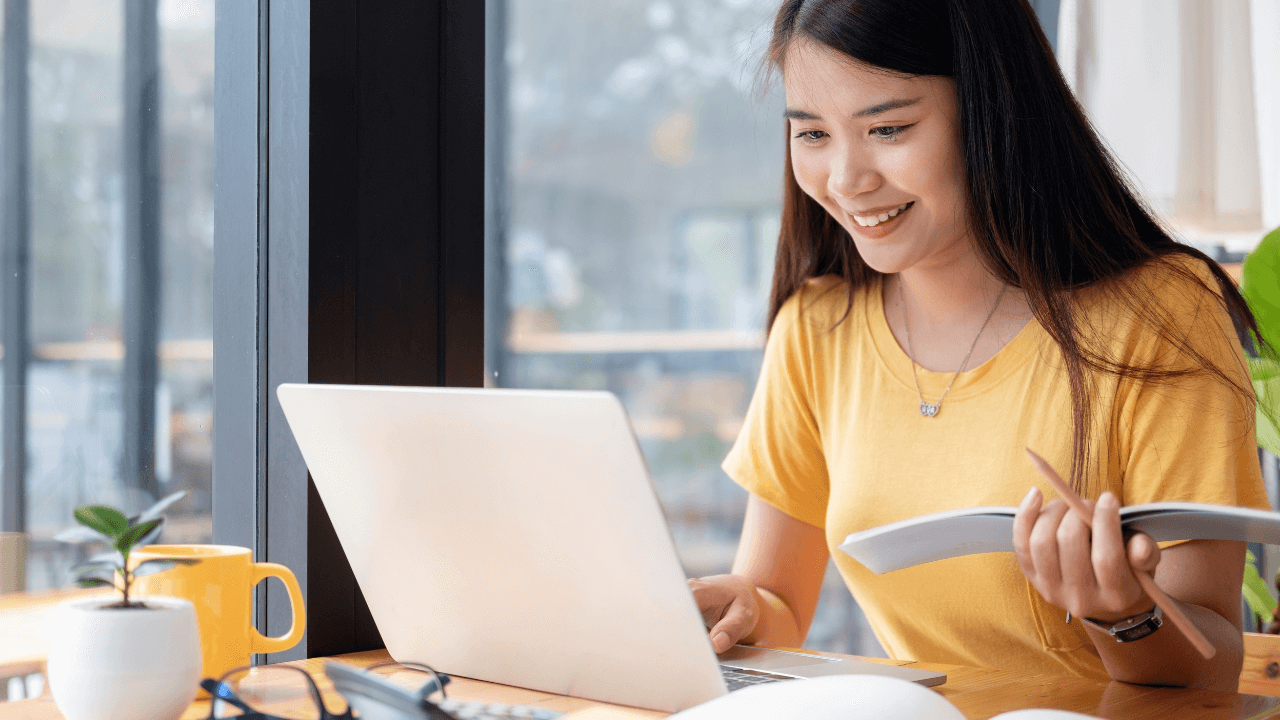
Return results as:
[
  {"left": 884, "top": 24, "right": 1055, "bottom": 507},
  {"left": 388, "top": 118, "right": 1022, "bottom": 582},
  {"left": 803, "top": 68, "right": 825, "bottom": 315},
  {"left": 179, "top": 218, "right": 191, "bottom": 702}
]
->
[{"left": 276, "top": 384, "right": 727, "bottom": 712}]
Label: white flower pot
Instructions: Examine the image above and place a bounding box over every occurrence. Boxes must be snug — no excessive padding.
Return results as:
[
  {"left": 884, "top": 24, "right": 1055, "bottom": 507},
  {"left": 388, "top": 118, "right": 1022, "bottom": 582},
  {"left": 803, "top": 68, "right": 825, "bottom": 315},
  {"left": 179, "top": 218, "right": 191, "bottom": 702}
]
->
[{"left": 47, "top": 596, "right": 202, "bottom": 720}]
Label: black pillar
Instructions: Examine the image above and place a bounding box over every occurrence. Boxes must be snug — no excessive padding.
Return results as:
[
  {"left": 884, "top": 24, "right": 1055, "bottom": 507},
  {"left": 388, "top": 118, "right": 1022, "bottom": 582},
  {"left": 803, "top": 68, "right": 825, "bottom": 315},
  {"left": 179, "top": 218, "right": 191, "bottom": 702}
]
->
[
  {"left": 1, "top": 0, "right": 30, "bottom": 536},
  {"left": 306, "top": 0, "right": 486, "bottom": 656},
  {"left": 122, "top": 0, "right": 162, "bottom": 500}
]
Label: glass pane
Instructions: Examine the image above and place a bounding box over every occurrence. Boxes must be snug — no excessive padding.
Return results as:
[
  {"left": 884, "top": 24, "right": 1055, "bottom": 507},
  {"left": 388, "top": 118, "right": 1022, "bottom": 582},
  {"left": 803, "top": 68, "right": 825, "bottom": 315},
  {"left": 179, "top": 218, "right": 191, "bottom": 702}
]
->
[
  {"left": 496, "top": 0, "right": 881, "bottom": 655},
  {"left": 4, "top": 0, "right": 214, "bottom": 592}
]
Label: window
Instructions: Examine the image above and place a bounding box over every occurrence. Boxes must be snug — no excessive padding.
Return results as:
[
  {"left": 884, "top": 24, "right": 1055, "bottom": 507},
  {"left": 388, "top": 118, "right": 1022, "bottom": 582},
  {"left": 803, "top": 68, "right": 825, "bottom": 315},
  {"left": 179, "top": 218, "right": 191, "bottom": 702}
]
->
[
  {"left": 493, "top": 0, "right": 881, "bottom": 655},
  {"left": 2, "top": 0, "right": 214, "bottom": 593}
]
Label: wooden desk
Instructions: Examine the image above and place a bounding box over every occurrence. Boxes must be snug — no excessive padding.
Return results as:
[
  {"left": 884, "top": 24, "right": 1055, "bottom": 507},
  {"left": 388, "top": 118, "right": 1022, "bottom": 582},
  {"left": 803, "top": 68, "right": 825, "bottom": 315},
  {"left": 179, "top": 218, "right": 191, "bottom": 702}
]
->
[{"left": 4, "top": 591, "right": 1280, "bottom": 719}]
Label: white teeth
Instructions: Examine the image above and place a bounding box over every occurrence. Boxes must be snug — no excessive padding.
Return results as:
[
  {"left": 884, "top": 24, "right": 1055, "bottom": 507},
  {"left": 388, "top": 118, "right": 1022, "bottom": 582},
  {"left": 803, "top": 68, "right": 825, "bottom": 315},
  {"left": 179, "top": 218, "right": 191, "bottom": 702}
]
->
[{"left": 853, "top": 202, "right": 911, "bottom": 227}]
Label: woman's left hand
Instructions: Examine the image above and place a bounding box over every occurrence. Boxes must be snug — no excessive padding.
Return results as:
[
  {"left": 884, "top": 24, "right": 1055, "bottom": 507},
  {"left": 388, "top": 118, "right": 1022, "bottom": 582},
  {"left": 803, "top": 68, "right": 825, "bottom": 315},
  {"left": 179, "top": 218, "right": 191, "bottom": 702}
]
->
[{"left": 1012, "top": 487, "right": 1162, "bottom": 622}]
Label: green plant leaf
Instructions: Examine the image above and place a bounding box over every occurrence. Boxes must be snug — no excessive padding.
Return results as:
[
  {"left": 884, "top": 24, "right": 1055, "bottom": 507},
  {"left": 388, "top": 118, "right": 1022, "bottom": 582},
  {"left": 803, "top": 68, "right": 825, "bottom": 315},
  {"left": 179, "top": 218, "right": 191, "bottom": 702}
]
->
[
  {"left": 74, "top": 506, "right": 130, "bottom": 539},
  {"left": 74, "top": 577, "right": 116, "bottom": 589},
  {"left": 54, "top": 525, "right": 113, "bottom": 544},
  {"left": 133, "top": 519, "right": 165, "bottom": 549},
  {"left": 70, "top": 560, "right": 121, "bottom": 575},
  {"left": 1244, "top": 553, "right": 1278, "bottom": 621},
  {"left": 88, "top": 551, "right": 125, "bottom": 566},
  {"left": 1242, "top": 226, "right": 1280, "bottom": 355},
  {"left": 133, "top": 490, "right": 188, "bottom": 524},
  {"left": 70, "top": 564, "right": 119, "bottom": 589},
  {"left": 114, "top": 518, "right": 162, "bottom": 553},
  {"left": 132, "top": 558, "right": 199, "bottom": 578}
]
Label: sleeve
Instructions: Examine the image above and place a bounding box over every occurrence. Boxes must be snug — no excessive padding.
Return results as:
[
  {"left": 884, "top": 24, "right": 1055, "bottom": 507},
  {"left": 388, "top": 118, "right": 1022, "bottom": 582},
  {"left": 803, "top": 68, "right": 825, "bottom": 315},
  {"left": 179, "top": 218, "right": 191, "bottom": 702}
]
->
[
  {"left": 1118, "top": 262, "right": 1269, "bottom": 512},
  {"left": 722, "top": 290, "right": 830, "bottom": 528}
]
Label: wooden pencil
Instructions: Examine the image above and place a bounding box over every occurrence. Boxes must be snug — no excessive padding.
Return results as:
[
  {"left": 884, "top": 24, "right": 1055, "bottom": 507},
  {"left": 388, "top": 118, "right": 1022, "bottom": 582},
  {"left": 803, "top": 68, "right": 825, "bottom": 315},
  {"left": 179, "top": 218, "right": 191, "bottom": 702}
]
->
[{"left": 1024, "top": 448, "right": 1216, "bottom": 660}]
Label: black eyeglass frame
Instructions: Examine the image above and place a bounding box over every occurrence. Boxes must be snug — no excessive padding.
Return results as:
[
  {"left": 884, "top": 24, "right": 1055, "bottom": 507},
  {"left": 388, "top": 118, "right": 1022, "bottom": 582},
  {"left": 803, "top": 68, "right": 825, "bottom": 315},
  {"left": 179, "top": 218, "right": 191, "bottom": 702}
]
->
[
  {"left": 201, "top": 664, "right": 354, "bottom": 720},
  {"left": 200, "top": 661, "right": 455, "bottom": 720}
]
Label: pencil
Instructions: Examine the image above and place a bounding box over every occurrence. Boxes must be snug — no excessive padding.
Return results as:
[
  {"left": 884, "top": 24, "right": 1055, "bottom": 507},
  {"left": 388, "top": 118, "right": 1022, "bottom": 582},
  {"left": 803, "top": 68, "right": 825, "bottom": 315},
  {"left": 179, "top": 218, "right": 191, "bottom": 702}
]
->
[{"left": 1024, "top": 448, "right": 1216, "bottom": 660}]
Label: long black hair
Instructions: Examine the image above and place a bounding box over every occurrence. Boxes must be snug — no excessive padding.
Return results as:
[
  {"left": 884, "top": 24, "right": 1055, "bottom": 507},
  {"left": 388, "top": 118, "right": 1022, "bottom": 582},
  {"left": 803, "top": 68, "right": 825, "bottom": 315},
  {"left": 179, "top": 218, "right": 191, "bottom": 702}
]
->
[{"left": 765, "top": 0, "right": 1260, "bottom": 494}]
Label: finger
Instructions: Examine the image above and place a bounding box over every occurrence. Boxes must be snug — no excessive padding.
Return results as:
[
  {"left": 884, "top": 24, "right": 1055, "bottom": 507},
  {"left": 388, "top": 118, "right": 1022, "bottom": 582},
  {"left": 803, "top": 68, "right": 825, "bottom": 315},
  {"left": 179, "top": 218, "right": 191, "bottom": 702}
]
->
[
  {"left": 1012, "top": 486, "right": 1043, "bottom": 577},
  {"left": 1029, "top": 499, "right": 1071, "bottom": 589},
  {"left": 1056, "top": 505, "right": 1095, "bottom": 615},
  {"left": 1089, "top": 491, "right": 1136, "bottom": 611},
  {"left": 688, "top": 578, "right": 731, "bottom": 627},
  {"left": 1126, "top": 532, "right": 1161, "bottom": 575},
  {"left": 709, "top": 597, "right": 755, "bottom": 653}
]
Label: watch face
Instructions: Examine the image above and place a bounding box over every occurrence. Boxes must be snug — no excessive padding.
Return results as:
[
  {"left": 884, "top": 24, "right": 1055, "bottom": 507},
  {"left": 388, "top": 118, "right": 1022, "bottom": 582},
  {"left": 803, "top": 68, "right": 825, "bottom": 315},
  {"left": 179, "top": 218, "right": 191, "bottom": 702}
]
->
[{"left": 1114, "top": 617, "right": 1161, "bottom": 642}]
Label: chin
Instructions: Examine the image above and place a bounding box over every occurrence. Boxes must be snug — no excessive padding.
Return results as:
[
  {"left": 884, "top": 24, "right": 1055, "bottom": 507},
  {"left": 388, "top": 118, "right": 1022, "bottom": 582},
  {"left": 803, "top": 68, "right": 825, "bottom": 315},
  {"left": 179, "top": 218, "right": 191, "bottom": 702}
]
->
[{"left": 847, "top": 238, "right": 915, "bottom": 276}]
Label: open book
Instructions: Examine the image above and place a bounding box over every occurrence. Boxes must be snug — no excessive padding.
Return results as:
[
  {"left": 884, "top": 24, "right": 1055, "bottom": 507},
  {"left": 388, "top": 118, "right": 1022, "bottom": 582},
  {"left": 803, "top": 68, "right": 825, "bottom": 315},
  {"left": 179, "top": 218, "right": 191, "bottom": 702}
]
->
[{"left": 839, "top": 502, "right": 1280, "bottom": 574}]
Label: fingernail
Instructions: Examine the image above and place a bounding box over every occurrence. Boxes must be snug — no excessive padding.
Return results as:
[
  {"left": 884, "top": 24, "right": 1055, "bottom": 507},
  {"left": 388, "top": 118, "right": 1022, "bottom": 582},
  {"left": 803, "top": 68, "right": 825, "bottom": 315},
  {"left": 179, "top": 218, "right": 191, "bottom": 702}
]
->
[
  {"left": 713, "top": 632, "right": 730, "bottom": 653},
  {"left": 1099, "top": 491, "right": 1118, "bottom": 509},
  {"left": 1021, "top": 486, "right": 1040, "bottom": 507}
]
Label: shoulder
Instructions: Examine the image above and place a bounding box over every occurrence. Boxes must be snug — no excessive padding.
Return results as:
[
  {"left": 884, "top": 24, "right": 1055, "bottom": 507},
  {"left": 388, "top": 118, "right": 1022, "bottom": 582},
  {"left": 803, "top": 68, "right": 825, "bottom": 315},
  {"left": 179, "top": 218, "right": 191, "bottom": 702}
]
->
[
  {"left": 771, "top": 275, "right": 874, "bottom": 338},
  {"left": 1081, "top": 255, "right": 1233, "bottom": 339},
  {"left": 1079, "top": 254, "right": 1244, "bottom": 375}
]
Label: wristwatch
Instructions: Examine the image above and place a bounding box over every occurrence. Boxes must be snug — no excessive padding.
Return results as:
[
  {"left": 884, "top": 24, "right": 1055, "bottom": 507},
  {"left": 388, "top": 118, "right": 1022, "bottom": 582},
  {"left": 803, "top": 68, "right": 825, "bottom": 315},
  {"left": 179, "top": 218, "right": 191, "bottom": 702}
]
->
[{"left": 1081, "top": 605, "right": 1163, "bottom": 642}]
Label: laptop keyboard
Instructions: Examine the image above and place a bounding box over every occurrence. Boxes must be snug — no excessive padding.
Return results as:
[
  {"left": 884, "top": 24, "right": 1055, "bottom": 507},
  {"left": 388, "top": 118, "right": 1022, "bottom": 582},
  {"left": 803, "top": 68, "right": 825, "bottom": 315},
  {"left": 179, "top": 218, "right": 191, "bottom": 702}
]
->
[{"left": 720, "top": 665, "right": 799, "bottom": 691}]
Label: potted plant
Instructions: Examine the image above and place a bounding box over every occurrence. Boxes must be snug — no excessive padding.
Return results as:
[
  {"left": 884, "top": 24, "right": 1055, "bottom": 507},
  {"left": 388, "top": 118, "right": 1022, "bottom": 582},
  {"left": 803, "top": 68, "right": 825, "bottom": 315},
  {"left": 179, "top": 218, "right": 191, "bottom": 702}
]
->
[{"left": 46, "top": 492, "right": 203, "bottom": 720}]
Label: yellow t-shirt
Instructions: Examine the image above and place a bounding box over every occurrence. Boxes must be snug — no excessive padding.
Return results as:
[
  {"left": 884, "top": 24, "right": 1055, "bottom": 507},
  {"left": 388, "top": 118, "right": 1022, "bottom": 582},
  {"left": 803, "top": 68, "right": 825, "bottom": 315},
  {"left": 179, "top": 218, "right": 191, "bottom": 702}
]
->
[{"left": 722, "top": 259, "right": 1268, "bottom": 680}]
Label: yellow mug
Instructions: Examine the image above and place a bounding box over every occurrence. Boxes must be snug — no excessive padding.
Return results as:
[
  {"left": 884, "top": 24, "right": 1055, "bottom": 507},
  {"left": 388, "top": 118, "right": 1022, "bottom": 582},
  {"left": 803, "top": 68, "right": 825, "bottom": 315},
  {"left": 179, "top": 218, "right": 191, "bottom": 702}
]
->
[{"left": 132, "top": 544, "right": 306, "bottom": 683}]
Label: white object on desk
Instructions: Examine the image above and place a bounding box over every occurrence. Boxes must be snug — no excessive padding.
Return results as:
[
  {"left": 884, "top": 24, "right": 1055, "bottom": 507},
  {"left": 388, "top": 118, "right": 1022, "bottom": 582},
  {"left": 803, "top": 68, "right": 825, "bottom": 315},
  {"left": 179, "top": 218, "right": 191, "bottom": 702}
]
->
[
  {"left": 669, "top": 675, "right": 1100, "bottom": 720},
  {"left": 47, "top": 596, "right": 201, "bottom": 720}
]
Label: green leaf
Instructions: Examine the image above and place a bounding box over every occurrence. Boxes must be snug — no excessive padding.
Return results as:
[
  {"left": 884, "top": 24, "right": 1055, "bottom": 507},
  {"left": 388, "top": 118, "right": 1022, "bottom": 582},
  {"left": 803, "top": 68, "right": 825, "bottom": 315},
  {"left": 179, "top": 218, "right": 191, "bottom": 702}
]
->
[
  {"left": 1242, "top": 226, "right": 1280, "bottom": 355},
  {"left": 1251, "top": 356, "right": 1280, "bottom": 457},
  {"left": 54, "top": 525, "right": 113, "bottom": 544},
  {"left": 134, "top": 490, "right": 188, "bottom": 524},
  {"left": 70, "top": 560, "right": 121, "bottom": 575},
  {"left": 132, "top": 558, "right": 199, "bottom": 578},
  {"left": 115, "top": 518, "right": 162, "bottom": 553},
  {"left": 134, "top": 519, "right": 165, "bottom": 549},
  {"left": 74, "top": 577, "right": 116, "bottom": 589},
  {"left": 1243, "top": 555, "right": 1278, "bottom": 621},
  {"left": 74, "top": 506, "right": 130, "bottom": 539},
  {"left": 70, "top": 564, "right": 119, "bottom": 587}
]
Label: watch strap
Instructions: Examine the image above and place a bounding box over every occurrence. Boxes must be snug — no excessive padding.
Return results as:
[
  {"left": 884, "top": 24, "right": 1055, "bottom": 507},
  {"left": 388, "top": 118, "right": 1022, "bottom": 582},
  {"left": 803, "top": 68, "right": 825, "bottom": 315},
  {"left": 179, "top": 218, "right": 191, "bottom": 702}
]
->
[{"left": 1081, "top": 605, "right": 1163, "bottom": 642}]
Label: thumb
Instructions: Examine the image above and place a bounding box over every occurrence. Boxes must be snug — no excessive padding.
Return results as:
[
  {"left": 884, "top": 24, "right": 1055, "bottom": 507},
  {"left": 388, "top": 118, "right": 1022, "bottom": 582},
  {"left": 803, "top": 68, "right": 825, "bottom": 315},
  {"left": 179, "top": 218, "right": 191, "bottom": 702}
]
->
[
  {"left": 708, "top": 597, "right": 755, "bottom": 653},
  {"left": 1126, "top": 533, "right": 1161, "bottom": 575}
]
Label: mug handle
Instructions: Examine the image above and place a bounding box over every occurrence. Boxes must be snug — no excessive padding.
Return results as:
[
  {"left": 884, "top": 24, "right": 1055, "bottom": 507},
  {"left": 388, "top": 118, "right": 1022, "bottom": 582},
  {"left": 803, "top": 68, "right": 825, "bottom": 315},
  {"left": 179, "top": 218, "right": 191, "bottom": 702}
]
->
[{"left": 248, "top": 562, "right": 307, "bottom": 654}]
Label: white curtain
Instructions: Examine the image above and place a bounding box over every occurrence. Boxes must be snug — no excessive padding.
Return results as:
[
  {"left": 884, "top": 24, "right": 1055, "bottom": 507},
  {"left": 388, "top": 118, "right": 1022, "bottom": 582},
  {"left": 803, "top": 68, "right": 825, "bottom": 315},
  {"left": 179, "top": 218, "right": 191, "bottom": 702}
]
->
[{"left": 1057, "top": 0, "right": 1280, "bottom": 247}]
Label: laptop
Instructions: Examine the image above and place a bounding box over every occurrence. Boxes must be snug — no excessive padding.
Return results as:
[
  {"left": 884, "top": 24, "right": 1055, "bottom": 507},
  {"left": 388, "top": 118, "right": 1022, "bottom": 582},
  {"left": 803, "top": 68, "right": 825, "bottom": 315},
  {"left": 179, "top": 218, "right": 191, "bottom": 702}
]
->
[{"left": 276, "top": 384, "right": 946, "bottom": 713}]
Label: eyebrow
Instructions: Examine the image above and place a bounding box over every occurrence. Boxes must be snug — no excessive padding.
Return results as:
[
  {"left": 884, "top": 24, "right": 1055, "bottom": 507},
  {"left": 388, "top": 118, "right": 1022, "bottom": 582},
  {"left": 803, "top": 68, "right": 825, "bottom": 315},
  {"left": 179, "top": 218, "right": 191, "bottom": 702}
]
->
[{"left": 783, "top": 96, "right": 923, "bottom": 121}]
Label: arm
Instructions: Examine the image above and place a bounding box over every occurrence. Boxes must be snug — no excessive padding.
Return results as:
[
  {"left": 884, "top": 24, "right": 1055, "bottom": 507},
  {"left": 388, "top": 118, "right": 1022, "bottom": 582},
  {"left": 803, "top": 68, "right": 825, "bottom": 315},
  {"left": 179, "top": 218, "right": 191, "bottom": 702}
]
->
[
  {"left": 690, "top": 494, "right": 830, "bottom": 651},
  {"left": 1014, "top": 489, "right": 1245, "bottom": 690}
]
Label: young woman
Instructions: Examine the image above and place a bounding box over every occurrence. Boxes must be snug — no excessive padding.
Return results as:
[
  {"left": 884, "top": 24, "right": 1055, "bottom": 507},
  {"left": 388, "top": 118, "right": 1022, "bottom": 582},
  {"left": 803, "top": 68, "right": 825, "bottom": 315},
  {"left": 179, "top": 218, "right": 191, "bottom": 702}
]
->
[{"left": 691, "top": 0, "right": 1268, "bottom": 691}]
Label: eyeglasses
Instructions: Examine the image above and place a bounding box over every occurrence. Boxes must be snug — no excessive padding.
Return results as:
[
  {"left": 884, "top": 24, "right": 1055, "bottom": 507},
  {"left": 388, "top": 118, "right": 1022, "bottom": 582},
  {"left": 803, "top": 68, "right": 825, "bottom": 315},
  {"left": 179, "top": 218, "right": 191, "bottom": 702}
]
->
[{"left": 202, "top": 661, "right": 451, "bottom": 720}]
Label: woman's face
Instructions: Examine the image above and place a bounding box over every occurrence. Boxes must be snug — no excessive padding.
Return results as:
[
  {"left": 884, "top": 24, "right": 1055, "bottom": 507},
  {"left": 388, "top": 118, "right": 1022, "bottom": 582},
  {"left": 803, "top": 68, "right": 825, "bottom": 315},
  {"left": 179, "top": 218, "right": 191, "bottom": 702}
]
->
[{"left": 783, "top": 40, "right": 971, "bottom": 275}]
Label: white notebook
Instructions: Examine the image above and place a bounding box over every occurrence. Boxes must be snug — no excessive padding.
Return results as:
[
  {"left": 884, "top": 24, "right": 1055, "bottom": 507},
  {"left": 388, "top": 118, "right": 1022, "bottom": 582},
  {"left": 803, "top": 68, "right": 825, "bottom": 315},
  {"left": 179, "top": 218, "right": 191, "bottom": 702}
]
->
[{"left": 839, "top": 502, "right": 1280, "bottom": 574}]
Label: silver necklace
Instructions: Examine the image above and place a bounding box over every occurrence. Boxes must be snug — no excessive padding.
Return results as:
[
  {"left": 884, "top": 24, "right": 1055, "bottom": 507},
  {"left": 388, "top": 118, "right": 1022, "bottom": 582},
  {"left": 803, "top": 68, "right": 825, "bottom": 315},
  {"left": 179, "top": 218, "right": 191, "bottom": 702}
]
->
[{"left": 899, "top": 280, "right": 1007, "bottom": 418}]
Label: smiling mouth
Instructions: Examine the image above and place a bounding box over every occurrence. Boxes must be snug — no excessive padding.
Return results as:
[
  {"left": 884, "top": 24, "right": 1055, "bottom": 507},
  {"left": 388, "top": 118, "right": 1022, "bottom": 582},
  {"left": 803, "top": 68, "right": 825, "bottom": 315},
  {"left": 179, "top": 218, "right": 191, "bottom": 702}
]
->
[{"left": 852, "top": 202, "right": 913, "bottom": 227}]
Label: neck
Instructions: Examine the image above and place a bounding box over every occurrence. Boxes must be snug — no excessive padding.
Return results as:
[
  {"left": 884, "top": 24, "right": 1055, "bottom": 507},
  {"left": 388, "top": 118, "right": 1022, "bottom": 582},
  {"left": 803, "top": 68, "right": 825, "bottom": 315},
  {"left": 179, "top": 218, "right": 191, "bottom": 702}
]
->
[{"left": 893, "top": 249, "right": 1006, "bottom": 328}]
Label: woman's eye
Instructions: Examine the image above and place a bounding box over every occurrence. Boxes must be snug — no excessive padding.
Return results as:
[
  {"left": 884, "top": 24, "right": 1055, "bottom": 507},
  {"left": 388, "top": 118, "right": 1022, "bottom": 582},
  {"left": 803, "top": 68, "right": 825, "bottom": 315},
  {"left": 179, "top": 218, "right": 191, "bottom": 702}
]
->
[
  {"left": 871, "top": 125, "right": 908, "bottom": 140},
  {"left": 793, "top": 130, "right": 827, "bottom": 143}
]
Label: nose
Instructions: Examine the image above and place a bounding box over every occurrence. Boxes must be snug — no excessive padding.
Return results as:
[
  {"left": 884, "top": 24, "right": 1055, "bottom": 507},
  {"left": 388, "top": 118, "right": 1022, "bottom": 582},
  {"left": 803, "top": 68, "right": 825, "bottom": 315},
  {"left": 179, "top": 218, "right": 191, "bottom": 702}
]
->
[{"left": 827, "top": 144, "right": 879, "bottom": 200}]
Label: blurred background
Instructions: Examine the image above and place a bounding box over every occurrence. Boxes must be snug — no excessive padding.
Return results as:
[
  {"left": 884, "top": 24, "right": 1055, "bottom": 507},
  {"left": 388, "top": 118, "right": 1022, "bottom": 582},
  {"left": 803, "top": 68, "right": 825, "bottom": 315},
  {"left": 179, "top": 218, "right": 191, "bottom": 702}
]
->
[{"left": 2, "top": 0, "right": 1279, "bottom": 662}]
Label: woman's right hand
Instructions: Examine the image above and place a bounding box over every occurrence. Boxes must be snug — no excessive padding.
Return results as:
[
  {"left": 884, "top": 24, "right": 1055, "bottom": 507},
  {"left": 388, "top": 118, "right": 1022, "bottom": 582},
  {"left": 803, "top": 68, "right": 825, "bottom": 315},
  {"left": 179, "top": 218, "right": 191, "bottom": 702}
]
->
[{"left": 689, "top": 574, "right": 760, "bottom": 653}]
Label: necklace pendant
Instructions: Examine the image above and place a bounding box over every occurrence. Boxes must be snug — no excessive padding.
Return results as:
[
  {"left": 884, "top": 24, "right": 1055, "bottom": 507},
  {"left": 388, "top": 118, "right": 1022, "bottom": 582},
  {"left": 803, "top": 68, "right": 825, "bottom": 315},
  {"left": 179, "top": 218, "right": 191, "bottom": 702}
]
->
[{"left": 919, "top": 402, "right": 940, "bottom": 418}]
